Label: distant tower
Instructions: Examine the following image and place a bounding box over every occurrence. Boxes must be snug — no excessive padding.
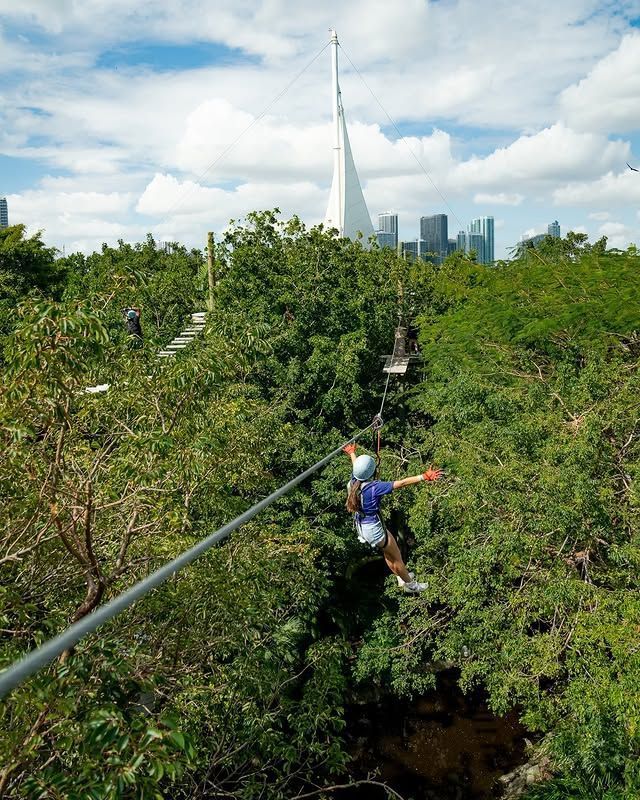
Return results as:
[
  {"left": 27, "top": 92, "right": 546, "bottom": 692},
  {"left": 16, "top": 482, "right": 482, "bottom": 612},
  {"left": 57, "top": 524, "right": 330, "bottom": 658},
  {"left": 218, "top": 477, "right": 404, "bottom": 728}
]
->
[
  {"left": 0, "top": 197, "right": 7, "bottom": 229},
  {"left": 548, "top": 220, "right": 560, "bottom": 238},
  {"left": 457, "top": 230, "right": 466, "bottom": 252},
  {"left": 469, "top": 216, "right": 494, "bottom": 263},
  {"left": 377, "top": 212, "right": 398, "bottom": 249},
  {"left": 400, "top": 239, "right": 429, "bottom": 262},
  {"left": 324, "top": 30, "right": 374, "bottom": 244},
  {"left": 466, "top": 232, "right": 485, "bottom": 261},
  {"left": 420, "top": 214, "right": 448, "bottom": 263}
]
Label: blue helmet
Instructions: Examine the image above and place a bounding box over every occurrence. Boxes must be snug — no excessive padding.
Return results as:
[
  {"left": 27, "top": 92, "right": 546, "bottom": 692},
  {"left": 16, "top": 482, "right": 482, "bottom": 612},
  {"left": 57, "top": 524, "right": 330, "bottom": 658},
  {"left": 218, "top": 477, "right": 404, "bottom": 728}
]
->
[
  {"left": 353, "top": 454, "right": 376, "bottom": 481},
  {"left": 127, "top": 309, "right": 137, "bottom": 319}
]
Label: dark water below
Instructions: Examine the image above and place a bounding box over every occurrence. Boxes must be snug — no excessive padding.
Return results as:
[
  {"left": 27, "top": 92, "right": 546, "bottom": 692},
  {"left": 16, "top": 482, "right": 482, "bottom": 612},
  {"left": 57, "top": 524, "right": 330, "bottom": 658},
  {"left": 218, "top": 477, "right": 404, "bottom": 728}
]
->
[{"left": 344, "top": 670, "right": 528, "bottom": 800}]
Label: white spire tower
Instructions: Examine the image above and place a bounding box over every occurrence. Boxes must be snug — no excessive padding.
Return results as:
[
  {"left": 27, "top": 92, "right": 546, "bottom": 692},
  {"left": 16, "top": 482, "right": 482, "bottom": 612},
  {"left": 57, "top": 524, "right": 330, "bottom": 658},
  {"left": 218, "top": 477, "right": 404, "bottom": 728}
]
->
[{"left": 324, "top": 30, "right": 374, "bottom": 244}]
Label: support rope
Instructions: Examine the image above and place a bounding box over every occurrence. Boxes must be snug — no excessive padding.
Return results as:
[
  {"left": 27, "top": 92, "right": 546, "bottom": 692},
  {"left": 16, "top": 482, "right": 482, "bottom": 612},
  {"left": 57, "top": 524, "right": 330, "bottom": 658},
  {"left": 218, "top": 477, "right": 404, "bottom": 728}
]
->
[
  {"left": 157, "top": 41, "right": 330, "bottom": 226},
  {"left": 378, "top": 370, "right": 392, "bottom": 419},
  {"left": 338, "top": 43, "right": 465, "bottom": 233}
]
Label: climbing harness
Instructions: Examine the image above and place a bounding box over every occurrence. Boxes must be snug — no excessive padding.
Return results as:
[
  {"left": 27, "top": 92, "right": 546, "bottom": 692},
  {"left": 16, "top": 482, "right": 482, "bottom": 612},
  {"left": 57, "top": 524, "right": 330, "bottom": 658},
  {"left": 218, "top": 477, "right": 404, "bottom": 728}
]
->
[{"left": 351, "top": 479, "right": 389, "bottom": 551}]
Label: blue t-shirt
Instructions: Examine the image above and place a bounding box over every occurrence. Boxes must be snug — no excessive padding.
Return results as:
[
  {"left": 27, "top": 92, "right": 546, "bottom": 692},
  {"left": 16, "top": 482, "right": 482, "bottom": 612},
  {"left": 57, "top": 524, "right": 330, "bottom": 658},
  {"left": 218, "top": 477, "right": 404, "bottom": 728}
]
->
[{"left": 349, "top": 478, "right": 394, "bottom": 523}]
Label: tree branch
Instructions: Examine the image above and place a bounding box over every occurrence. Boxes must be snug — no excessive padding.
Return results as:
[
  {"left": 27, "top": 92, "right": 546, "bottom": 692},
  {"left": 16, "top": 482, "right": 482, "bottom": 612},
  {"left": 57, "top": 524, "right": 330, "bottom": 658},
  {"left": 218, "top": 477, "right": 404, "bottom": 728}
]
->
[{"left": 292, "top": 780, "right": 406, "bottom": 800}]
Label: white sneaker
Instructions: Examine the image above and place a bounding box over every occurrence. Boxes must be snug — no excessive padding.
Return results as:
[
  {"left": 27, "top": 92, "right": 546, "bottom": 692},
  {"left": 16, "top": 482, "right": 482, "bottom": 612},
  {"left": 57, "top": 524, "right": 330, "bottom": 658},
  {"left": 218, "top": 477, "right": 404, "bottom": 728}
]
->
[
  {"left": 396, "top": 571, "right": 415, "bottom": 587},
  {"left": 404, "top": 580, "right": 428, "bottom": 594}
]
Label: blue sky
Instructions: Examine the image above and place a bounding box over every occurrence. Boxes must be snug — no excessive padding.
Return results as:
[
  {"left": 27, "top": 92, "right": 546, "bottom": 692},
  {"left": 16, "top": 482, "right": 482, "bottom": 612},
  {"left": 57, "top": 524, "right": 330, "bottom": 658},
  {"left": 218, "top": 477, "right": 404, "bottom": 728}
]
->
[{"left": 2, "top": 0, "right": 640, "bottom": 257}]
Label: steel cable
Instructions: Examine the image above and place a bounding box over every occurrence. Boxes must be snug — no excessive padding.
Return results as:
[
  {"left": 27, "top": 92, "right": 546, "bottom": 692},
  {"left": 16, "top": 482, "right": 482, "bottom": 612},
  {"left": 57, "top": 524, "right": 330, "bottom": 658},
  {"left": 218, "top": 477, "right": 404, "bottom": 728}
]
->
[{"left": 0, "top": 422, "right": 375, "bottom": 699}]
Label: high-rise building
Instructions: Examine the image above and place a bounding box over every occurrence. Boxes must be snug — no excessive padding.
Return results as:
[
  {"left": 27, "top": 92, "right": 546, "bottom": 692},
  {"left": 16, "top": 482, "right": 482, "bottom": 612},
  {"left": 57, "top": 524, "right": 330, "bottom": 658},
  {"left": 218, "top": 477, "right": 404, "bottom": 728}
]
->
[
  {"left": 466, "top": 232, "right": 485, "bottom": 261},
  {"left": 378, "top": 213, "right": 398, "bottom": 248},
  {"left": 377, "top": 231, "right": 397, "bottom": 249},
  {"left": 457, "top": 230, "right": 466, "bottom": 252},
  {"left": 420, "top": 214, "right": 448, "bottom": 263},
  {"left": 401, "top": 240, "right": 417, "bottom": 260},
  {"left": 484, "top": 216, "right": 495, "bottom": 263},
  {"left": 0, "top": 197, "right": 7, "bottom": 229},
  {"left": 400, "top": 239, "right": 429, "bottom": 262},
  {"left": 517, "top": 233, "right": 547, "bottom": 252},
  {"left": 469, "top": 216, "right": 494, "bottom": 263},
  {"left": 548, "top": 220, "right": 560, "bottom": 238},
  {"left": 448, "top": 238, "right": 457, "bottom": 255}
]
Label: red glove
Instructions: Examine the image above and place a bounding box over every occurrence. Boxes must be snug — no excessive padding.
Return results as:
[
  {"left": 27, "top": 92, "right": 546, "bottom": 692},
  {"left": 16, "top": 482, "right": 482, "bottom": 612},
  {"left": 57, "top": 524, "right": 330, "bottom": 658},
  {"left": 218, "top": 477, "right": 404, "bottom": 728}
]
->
[
  {"left": 422, "top": 467, "right": 442, "bottom": 481},
  {"left": 342, "top": 443, "right": 357, "bottom": 455}
]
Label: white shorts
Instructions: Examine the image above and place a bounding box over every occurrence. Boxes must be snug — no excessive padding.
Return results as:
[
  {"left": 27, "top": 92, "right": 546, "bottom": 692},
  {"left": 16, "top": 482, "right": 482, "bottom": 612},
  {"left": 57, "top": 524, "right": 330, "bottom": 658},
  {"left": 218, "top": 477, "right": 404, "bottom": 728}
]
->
[{"left": 355, "top": 518, "right": 387, "bottom": 550}]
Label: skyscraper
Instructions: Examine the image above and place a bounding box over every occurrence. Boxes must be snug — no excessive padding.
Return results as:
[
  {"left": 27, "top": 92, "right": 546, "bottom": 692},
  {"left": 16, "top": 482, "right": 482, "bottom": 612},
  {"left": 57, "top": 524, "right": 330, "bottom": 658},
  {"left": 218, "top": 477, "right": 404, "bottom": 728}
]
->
[
  {"left": 469, "top": 216, "right": 494, "bottom": 264},
  {"left": 378, "top": 213, "right": 398, "bottom": 237},
  {"left": 324, "top": 30, "right": 374, "bottom": 244},
  {"left": 0, "top": 197, "right": 7, "bottom": 229},
  {"left": 548, "top": 220, "right": 560, "bottom": 238},
  {"left": 400, "top": 239, "right": 430, "bottom": 262},
  {"left": 401, "top": 240, "right": 419, "bottom": 261},
  {"left": 420, "top": 214, "right": 448, "bottom": 263},
  {"left": 377, "top": 231, "right": 397, "bottom": 249},
  {"left": 466, "top": 232, "right": 485, "bottom": 261},
  {"left": 457, "top": 230, "right": 466, "bottom": 252},
  {"left": 377, "top": 212, "right": 398, "bottom": 249},
  {"left": 484, "top": 216, "right": 495, "bottom": 263}
]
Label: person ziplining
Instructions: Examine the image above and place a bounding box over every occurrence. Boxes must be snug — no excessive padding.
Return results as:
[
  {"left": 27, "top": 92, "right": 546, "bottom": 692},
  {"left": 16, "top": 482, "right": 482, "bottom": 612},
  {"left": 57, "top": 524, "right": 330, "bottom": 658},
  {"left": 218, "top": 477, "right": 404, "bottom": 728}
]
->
[{"left": 343, "top": 443, "right": 442, "bottom": 593}]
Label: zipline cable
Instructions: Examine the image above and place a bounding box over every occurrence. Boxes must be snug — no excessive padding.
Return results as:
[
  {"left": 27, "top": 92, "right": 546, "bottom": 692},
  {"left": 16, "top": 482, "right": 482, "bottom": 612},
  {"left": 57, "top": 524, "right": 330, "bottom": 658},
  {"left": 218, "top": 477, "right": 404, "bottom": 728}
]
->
[
  {"left": 0, "top": 423, "right": 375, "bottom": 700},
  {"left": 378, "top": 370, "right": 392, "bottom": 418},
  {"left": 338, "top": 43, "right": 466, "bottom": 233},
  {"left": 157, "top": 41, "right": 330, "bottom": 226}
]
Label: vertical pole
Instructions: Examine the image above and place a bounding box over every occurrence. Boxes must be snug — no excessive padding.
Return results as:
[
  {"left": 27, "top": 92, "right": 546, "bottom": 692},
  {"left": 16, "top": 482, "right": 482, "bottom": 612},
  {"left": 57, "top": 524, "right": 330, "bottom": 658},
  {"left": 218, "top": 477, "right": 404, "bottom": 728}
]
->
[
  {"left": 207, "top": 231, "right": 215, "bottom": 312},
  {"left": 329, "top": 29, "right": 343, "bottom": 235}
]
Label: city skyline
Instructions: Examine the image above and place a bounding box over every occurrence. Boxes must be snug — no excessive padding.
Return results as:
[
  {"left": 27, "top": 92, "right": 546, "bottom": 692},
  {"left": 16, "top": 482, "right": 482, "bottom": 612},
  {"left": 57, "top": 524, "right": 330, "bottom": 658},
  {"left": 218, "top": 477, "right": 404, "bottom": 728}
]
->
[
  {"left": 377, "top": 211, "right": 499, "bottom": 264},
  {"left": 1, "top": 3, "right": 640, "bottom": 258}
]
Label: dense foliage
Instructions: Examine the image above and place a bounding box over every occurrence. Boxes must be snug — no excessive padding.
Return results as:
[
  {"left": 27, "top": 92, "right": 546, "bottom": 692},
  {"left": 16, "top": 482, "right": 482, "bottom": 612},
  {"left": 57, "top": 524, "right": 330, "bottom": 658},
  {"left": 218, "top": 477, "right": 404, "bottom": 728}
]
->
[
  {"left": 1, "top": 216, "right": 638, "bottom": 799},
  {"left": 356, "top": 239, "right": 640, "bottom": 799}
]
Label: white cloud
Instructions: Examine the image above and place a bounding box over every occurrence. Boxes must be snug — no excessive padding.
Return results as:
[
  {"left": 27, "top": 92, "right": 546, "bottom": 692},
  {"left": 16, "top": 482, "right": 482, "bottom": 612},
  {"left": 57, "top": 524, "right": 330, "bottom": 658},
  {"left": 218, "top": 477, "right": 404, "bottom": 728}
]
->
[
  {"left": 473, "top": 192, "right": 524, "bottom": 206},
  {"left": 9, "top": 189, "right": 134, "bottom": 217},
  {"left": 589, "top": 211, "right": 611, "bottom": 221},
  {"left": 175, "top": 99, "right": 332, "bottom": 180},
  {"left": 7, "top": 188, "right": 137, "bottom": 246},
  {"left": 553, "top": 171, "right": 640, "bottom": 206},
  {"left": 597, "top": 220, "right": 635, "bottom": 249},
  {"left": 455, "top": 124, "right": 629, "bottom": 188},
  {"left": 560, "top": 33, "right": 640, "bottom": 133},
  {"left": 1, "top": 0, "right": 632, "bottom": 127},
  {"left": 2, "top": 1, "right": 640, "bottom": 258},
  {"left": 136, "top": 172, "right": 324, "bottom": 232}
]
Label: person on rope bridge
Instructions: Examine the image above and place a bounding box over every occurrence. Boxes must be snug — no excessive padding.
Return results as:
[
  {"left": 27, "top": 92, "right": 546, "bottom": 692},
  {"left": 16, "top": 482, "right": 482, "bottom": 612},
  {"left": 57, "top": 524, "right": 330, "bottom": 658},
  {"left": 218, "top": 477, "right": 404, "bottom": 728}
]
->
[
  {"left": 123, "top": 307, "right": 143, "bottom": 348},
  {"left": 343, "top": 443, "right": 441, "bottom": 594}
]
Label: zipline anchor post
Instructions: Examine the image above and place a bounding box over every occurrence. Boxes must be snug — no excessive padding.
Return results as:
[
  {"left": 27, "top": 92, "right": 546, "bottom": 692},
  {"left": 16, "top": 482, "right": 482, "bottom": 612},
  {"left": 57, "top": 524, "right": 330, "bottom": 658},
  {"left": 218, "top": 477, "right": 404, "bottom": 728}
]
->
[{"left": 207, "top": 231, "right": 216, "bottom": 312}]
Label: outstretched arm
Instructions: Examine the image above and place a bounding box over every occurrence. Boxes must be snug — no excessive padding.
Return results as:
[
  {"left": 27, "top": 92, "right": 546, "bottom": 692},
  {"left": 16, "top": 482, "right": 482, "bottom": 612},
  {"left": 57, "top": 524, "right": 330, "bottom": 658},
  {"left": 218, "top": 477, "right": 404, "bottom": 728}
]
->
[
  {"left": 342, "top": 442, "right": 357, "bottom": 466},
  {"left": 393, "top": 467, "right": 442, "bottom": 490}
]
